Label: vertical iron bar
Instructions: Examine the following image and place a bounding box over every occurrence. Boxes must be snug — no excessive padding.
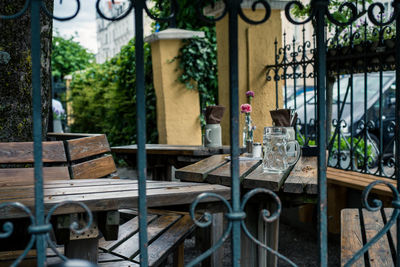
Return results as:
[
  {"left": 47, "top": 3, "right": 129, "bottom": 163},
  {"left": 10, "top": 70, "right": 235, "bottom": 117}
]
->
[
  {"left": 363, "top": 19, "right": 368, "bottom": 173},
  {"left": 302, "top": 27, "right": 308, "bottom": 144},
  {"left": 228, "top": 1, "right": 241, "bottom": 266},
  {"left": 31, "top": 0, "right": 46, "bottom": 265},
  {"left": 379, "top": 60, "right": 383, "bottom": 176},
  {"left": 314, "top": 0, "right": 328, "bottom": 265},
  {"left": 395, "top": 2, "right": 400, "bottom": 265},
  {"left": 350, "top": 72, "right": 354, "bottom": 171},
  {"left": 293, "top": 37, "right": 297, "bottom": 111},
  {"left": 275, "top": 38, "right": 279, "bottom": 109},
  {"left": 134, "top": 1, "right": 148, "bottom": 266},
  {"left": 337, "top": 72, "right": 340, "bottom": 168},
  {"left": 284, "top": 33, "right": 288, "bottom": 109}
]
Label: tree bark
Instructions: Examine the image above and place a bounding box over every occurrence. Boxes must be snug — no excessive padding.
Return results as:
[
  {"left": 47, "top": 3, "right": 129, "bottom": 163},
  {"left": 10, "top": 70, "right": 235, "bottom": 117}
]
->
[{"left": 0, "top": 0, "right": 53, "bottom": 142}]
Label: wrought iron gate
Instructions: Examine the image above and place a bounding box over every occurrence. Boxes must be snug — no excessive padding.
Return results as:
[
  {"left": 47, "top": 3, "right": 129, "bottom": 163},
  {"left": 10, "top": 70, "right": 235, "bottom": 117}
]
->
[{"left": 1, "top": 0, "right": 400, "bottom": 266}]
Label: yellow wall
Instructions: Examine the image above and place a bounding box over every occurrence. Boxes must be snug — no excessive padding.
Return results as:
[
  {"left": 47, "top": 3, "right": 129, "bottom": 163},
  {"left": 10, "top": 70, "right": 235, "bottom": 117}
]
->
[
  {"left": 150, "top": 39, "right": 202, "bottom": 145},
  {"left": 216, "top": 9, "right": 283, "bottom": 145}
]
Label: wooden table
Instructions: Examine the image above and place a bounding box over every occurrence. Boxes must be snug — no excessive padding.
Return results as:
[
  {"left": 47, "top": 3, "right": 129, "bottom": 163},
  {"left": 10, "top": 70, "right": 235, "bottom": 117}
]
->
[
  {"left": 341, "top": 208, "right": 396, "bottom": 267},
  {"left": 0, "top": 179, "right": 230, "bottom": 263},
  {"left": 111, "top": 144, "right": 245, "bottom": 180},
  {"left": 0, "top": 179, "right": 230, "bottom": 219},
  {"left": 175, "top": 154, "right": 318, "bottom": 267}
]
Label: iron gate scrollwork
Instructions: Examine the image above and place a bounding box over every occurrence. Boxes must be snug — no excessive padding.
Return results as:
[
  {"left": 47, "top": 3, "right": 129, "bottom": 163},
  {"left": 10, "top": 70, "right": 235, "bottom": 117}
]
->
[{"left": 1, "top": 0, "right": 400, "bottom": 266}]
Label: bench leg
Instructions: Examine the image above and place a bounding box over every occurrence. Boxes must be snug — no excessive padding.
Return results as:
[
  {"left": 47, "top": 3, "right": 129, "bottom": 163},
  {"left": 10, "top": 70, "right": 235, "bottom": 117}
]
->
[
  {"left": 258, "top": 202, "right": 279, "bottom": 267},
  {"left": 64, "top": 238, "right": 98, "bottom": 263},
  {"left": 173, "top": 242, "right": 185, "bottom": 267},
  {"left": 196, "top": 212, "right": 224, "bottom": 267}
]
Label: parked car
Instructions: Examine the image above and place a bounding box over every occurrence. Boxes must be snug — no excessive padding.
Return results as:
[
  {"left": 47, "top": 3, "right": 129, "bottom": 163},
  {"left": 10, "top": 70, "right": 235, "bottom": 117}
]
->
[{"left": 285, "top": 72, "right": 396, "bottom": 159}]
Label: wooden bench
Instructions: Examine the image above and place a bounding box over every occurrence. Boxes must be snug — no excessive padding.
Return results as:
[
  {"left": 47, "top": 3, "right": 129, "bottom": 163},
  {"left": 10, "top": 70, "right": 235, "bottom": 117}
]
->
[
  {"left": 326, "top": 167, "right": 395, "bottom": 234},
  {"left": 0, "top": 133, "right": 197, "bottom": 266},
  {"left": 341, "top": 208, "right": 396, "bottom": 266}
]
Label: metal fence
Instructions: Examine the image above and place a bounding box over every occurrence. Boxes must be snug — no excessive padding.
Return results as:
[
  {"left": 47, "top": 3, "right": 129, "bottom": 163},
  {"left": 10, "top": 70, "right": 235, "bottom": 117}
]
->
[
  {"left": 1, "top": 0, "right": 400, "bottom": 266},
  {"left": 268, "top": 11, "right": 400, "bottom": 180}
]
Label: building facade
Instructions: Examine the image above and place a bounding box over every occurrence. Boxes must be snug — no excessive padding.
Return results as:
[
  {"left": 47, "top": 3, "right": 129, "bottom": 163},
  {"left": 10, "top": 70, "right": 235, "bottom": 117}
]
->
[{"left": 96, "top": 0, "right": 152, "bottom": 63}]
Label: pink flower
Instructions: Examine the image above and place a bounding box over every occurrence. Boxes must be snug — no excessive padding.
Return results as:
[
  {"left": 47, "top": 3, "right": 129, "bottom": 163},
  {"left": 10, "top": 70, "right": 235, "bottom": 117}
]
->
[
  {"left": 246, "top": 91, "right": 255, "bottom": 98},
  {"left": 240, "top": 104, "right": 252, "bottom": 113}
]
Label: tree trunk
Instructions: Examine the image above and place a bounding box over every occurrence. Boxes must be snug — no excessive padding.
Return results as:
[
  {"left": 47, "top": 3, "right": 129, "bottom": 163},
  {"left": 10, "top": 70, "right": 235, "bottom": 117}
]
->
[{"left": 0, "top": 0, "right": 53, "bottom": 142}]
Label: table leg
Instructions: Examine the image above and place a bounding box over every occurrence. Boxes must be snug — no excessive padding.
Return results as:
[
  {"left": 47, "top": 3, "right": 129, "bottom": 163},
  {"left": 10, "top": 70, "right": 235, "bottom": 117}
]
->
[{"left": 64, "top": 238, "right": 98, "bottom": 263}]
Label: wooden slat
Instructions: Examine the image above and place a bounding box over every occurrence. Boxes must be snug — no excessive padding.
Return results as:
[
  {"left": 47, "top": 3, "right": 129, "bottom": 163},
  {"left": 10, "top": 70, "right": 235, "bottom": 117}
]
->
[
  {"left": 110, "top": 215, "right": 181, "bottom": 259},
  {"left": 66, "top": 135, "right": 110, "bottom": 161},
  {"left": 99, "top": 214, "right": 158, "bottom": 251},
  {"left": 0, "top": 181, "right": 231, "bottom": 219},
  {"left": 98, "top": 261, "right": 140, "bottom": 267},
  {"left": 283, "top": 156, "right": 318, "bottom": 194},
  {"left": 362, "top": 209, "right": 394, "bottom": 267},
  {"left": 0, "top": 167, "right": 69, "bottom": 185},
  {"left": 207, "top": 160, "right": 260, "bottom": 186},
  {"left": 327, "top": 168, "right": 396, "bottom": 196},
  {"left": 0, "top": 181, "right": 202, "bottom": 201},
  {"left": 384, "top": 208, "right": 397, "bottom": 247},
  {"left": 0, "top": 141, "right": 66, "bottom": 163},
  {"left": 133, "top": 214, "right": 196, "bottom": 266},
  {"left": 243, "top": 164, "right": 289, "bottom": 191},
  {"left": 341, "top": 209, "right": 365, "bottom": 267},
  {"left": 71, "top": 155, "right": 117, "bottom": 179},
  {"left": 175, "top": 154, "right": 228, "bottom": 182}
]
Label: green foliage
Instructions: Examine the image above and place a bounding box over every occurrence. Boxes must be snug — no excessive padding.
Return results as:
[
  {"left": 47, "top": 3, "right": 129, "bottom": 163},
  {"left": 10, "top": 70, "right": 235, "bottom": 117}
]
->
[
  {"left": 152, "top": 0, "right": 218, "bottom": 125},
  {"left": 52, "top": 33, "right": 95, "bottom": 81},
  {"left": 69, "top": 40, "right": 157, "bottom": 146}
]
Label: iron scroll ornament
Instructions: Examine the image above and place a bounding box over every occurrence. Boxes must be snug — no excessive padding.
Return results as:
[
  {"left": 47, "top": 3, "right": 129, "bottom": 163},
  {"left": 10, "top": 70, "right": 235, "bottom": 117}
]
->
[
  {"left": 0, "top": 201, "right": 93, "bottom": 266},
  {"left": 187, "top": 189, "right": 297, "bottom": 267}
]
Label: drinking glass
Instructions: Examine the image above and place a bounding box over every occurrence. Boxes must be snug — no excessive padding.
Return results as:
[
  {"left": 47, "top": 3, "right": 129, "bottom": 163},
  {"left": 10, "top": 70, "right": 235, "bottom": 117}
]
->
[{"left": 262, "top": 127, "right": 301, "bottom": 173}]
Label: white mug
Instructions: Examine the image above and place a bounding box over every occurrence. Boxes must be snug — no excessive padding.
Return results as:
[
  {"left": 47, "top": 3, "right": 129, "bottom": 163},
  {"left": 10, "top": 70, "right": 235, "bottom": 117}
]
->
[{"left": 204, "top": 124, "right": 222, "bottom": 147}]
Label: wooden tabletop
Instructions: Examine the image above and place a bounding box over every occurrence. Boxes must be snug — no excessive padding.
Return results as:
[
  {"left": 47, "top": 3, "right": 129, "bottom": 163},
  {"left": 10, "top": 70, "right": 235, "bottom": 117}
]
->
[
  {"left": 0, "top": 179, "right": 231, "bottom": 219},
  {"left": 341, "top": 208, "right": 395, "bottom": 266},
  {"left": 175, "top": 155, "right": 318, "bottom": 195},
  {"left": 111, "top": 144, "right": 245, "bottom": 156}
]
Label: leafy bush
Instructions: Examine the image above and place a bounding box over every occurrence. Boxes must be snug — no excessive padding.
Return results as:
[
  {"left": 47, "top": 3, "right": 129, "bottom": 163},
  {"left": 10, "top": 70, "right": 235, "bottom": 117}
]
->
[
  {"left": 69, "top": 40, "right": 157, "bottom": 146},
  {"left": 52, "top": 33, "right": 95, "bottom": 81}
]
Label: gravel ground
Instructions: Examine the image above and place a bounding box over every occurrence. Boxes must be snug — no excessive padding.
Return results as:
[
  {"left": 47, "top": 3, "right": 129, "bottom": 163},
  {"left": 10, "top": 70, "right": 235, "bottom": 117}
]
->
[{"left": 165, "top": 222, "right": 340, "bottom": 266}]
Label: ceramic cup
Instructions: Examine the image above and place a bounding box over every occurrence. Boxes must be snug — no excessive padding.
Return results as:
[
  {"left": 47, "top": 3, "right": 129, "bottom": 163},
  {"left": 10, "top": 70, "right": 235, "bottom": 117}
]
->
[
  {"left": 262, "top": 126, "right": 301, "bottom": 173},
  {"left": 204, "top": 124, "right": 222, "bottom": 147}
]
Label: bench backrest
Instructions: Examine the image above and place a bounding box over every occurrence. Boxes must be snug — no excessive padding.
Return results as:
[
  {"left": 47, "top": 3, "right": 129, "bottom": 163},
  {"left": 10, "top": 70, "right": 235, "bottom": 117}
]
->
[
  {"left": 0, "top": 134, "right": 118, "bottom": 184},
  {"left": 0, "top": 141, "right": 70, "bottom": 184}
]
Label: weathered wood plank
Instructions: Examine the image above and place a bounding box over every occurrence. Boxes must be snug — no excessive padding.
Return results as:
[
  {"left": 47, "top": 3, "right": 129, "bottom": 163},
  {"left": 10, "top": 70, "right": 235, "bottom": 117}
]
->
[
  {"left": 133, "top": 215, "right": 196, "bottom": 266},
  {"left": 283, "top": 156, "right": 318, "bottom": 194},
  {"left": 0, "top": 167, "right": 69, "bottom": 185},
  {"left": 99, "top": 214, "right": 157, "bottom": 251},
  {"left": 110, "top": 215, "right": 181, "bottom": 259},
  {"left": 327, "top": 167, "right": 396, "bottom": 196},
  {"left": 98, "top": 261, "right": 140, "bottom": 267},
  {"left": 243, "top": 164, "right": 288, "bottom": 191},
  {"left": 362, "top": 209, "right": 394, "bottom": 267},
  {"left": 175, "top": 154, "right": 228, "bottom": 182},
  {"left": 0, "top": 181, "right": 206, "bottom": 200},
  {"left": 70, "top": 155, "right": 117, "bottom": 179},
  {"left": 341, "top": 209, "right": 365, "bottom": 267},
  {"left": 0, "top": 141, "right": 66, "bottom": 163},
  {"left": 207, "top": 160, "right": 261, "bottom": 186},
  {"left": 384, "top": 208, "right": 396, "bottom": 248},
  {"left": 0, "top": 181, "right": 231, "bottom": 219},
  {"left": 66, "top": 135, "right": 110, "bottom": 161},
  {"left": 64, "top": 238, "right": 98, "bottom": 263}
]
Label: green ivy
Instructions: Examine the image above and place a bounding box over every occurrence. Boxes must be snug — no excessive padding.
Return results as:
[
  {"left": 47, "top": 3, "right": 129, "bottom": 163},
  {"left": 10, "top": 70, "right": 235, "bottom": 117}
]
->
[{"left": 69, "top": 40, "right": 157, "bottom": 146}]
